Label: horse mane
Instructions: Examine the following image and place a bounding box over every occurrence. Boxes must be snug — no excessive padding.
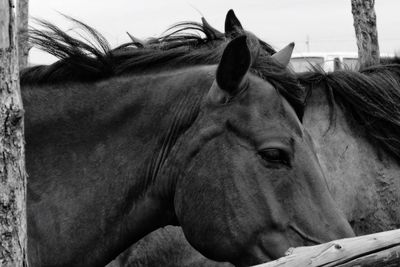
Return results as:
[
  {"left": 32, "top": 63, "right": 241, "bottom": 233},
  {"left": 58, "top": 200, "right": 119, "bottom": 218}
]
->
[
  {"left": 21, "top": 16, "right": 276, "bottom": 84},
  {"left": 21, "top": 16, "right": 304, "bottom": 118},
  {"left": 298, "top": 62, "right": 400, "bottom": 163}
]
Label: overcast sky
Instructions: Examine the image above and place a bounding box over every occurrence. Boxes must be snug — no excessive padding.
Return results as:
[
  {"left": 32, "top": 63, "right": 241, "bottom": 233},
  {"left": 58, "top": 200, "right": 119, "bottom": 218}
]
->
[{"left": 29, "top": 0, "right": 400, "bottom": 64}]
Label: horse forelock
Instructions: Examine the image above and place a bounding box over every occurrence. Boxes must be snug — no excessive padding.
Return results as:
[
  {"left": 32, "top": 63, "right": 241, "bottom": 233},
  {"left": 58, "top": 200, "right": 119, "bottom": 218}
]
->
[{"left": 299, "top": 64, "right": 400, "bottom": 163}]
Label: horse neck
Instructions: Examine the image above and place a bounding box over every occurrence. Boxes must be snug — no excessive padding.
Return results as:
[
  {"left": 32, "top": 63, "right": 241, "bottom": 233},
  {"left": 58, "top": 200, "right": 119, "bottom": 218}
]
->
[{"left": 24, "top": 65, "right": 214, "bottom": 266}]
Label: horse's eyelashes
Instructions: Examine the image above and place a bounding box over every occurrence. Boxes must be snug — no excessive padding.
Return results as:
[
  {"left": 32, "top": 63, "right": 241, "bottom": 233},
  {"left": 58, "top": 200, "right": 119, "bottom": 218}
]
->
[{"left": 258, "top": 148, "right": 290, "bottom": 166}]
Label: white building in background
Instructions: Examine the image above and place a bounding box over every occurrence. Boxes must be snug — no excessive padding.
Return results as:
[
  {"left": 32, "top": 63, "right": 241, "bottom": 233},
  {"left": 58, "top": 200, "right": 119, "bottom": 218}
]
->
[
  {"left": 290, "top": 52, "right": 359, "bottom": 72},
  {"left": 290, "top": 52, "right": 396, "bottom": 72}
]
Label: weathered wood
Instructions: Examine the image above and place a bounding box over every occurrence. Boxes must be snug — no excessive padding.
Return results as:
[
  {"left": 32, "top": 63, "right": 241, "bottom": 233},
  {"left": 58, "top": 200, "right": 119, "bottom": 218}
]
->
[
  {"left": 351, "top": 0, "right": 380, "bottom": 67},
  {"left": 17, "top": 0, "right": 29, "bottom": 69},
  {"left": 254, "top": 229, "right": 400, "bottom": 267},
  {"left": 336, "top": 246, "right": 400, "bottom": 267},
  {"left": 0, "top": 0, "right": 28, "bottom": 266}
]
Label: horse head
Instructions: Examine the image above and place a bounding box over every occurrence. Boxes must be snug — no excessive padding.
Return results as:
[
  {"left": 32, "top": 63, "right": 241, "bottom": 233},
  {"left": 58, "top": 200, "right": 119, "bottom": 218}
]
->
[{"left": 173, "top": 30, "right": 354, "bottom": 265}]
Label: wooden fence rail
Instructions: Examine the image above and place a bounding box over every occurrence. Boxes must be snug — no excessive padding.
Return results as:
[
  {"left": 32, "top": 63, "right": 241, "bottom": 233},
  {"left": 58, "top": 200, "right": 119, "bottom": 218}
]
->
[{"left": 254, "top": 229, "right": 400, "bottom": 267}]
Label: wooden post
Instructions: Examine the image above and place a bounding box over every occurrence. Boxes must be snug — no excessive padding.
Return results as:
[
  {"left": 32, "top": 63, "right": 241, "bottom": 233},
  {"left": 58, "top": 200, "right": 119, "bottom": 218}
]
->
[
  {"left": 17, "top": 0, "right": 29, "bottom": 69},
  {"left": 254, "top": 229, "right": 400, "bottom": 267},
  {"left": 0, "top": 0, "right": 28, "bottom": 266},
  {"left": 351, "top": 0, "right": 380, "bottom": 67}
]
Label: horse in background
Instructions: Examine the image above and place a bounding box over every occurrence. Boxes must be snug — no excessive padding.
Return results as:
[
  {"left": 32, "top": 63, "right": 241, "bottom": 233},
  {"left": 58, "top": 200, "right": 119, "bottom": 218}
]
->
[
  {"left": 300, "top": 60, "right": 400, "bottom": 235},
  {"left": 22, "top": 10, "right": 353, "bottom": 266}
]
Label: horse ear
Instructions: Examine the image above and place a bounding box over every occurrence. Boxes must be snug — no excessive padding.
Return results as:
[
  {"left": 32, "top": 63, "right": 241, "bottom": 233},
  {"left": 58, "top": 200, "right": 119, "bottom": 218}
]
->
[
  {"left": 225, "top": 9, "right": 243, "bottom": 37},
  {"left": 271, "top": 42, "right": 295, "bottom": 67},
  {"left": 215, "top": 35, "right": 251, "bottom": 97},
  {"left": 202, "top": 17, "right": 224, "bottom": 39}
]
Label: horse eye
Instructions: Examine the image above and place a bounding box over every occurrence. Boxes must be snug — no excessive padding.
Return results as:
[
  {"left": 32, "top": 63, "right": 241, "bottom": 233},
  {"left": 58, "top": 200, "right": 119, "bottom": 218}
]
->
[{"left": 258, "top": 148, "right": 290, "bottom": 166}]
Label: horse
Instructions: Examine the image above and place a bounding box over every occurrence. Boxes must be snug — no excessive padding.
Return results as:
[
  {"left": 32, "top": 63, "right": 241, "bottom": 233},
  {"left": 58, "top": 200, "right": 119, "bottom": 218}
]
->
[
  {"left": 299, "top": 61, "right": 400, "bottom": 235},
  {"left": 22, "top": 10, "right": 354, "bottom": 267},
  {"left": 108, "top": 64, "right": 400, "bottom": 267},
  {"left": 108, "top": 17, "right": 400, "bottom": 267}
]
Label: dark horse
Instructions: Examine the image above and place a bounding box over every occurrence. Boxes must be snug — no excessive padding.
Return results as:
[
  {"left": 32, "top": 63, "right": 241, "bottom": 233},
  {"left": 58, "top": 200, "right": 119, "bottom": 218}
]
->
[
  {"left": 22, "top": 10, "right": 354, "bottom": 266},
  {"left": 108, "top": 56, "right": 400, "bottom": 266},
  {"left": 106, "top": 18, "right": 400, "bottom": 265}
]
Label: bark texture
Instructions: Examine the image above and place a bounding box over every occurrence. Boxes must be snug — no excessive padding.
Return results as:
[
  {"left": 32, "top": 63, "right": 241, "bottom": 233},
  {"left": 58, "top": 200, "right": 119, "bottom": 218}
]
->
[
  {"left": 351, "top": 0, "right": 380, "bottom": 67},
  {"left": 0, "top": 0, "right": 28, "bottom": 266},
  {"left": 17, "top": 0, "right": 29, "bottom": 69}
]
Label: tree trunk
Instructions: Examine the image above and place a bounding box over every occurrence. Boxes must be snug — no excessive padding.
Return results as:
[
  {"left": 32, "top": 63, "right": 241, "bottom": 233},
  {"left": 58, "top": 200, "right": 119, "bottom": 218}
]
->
[
  {"left": 0, "top": 0, "right": 28, "bottom": 266},
  {"left": 351, "top": 0, "right": 380, "bottom": 67},
  {"left": 17, "top": 0, "right": 29, "bottom": 69}
]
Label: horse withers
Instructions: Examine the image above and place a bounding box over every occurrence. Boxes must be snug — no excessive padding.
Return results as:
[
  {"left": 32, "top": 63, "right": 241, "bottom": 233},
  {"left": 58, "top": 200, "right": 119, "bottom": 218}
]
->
[{"left": 24, "top": 10, "right": 354, "bottom": 266}]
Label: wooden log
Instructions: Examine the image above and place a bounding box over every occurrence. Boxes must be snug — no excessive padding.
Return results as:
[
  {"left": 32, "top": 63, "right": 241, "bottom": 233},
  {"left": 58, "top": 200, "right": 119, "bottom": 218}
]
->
[{"left": 254, "top": 229, "right": 400, "bottom": 267}]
